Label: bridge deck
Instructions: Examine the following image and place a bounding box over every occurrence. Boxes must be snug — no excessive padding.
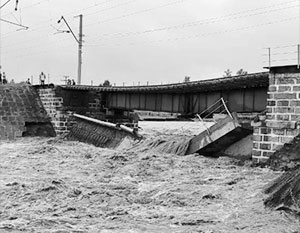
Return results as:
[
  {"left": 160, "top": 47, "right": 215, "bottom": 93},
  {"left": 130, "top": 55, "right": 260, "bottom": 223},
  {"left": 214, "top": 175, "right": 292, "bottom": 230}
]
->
[
  {"left": 60, "top": 72, "right": 268, "bottom": 93},
  {"left": 51, "top": 72, "right": 269, "bottom": 115}
]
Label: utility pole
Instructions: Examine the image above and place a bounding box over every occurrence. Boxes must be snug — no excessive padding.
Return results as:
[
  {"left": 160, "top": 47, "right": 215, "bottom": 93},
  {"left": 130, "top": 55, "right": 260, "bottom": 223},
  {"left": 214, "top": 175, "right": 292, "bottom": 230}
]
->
[
  {"left": 58, "top": 15, "right": 83, "bottom": 85},
  {"left": 77, "top": 14, "right": 83, "bottom": 85}
]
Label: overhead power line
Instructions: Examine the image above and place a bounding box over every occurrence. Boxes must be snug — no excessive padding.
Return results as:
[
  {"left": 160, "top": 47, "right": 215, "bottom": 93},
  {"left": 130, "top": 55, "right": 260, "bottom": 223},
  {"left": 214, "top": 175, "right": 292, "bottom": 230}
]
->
[
  {"left": 263, "top": 44, "right": 299, "bottom": 49},
  {"left": 1, "top": 0, "right": 296, "bottom": 41},
  {"left": 2, "top": 0, "right": 56, "bottom": 17},
  {"left": 85, "top": 0, "right": 191, "bottom": 27},
  {"left": 86, "top": 4, "right": 299, "bottom": 42},
  {"left": 1, "top": 1, "right": 299, "bottom": 56},
  {"left": 1, "top": 39, "right": 77, "bottom": 58},
  {"left": 156, "top": 16, "right": 300, "bottom": 43},
  {"left": 0, "top": 0, "right": 137, "bottom": 39},
  {"left": 262, "top": 51, "right": 297, "bottom": 56},
  {"left": 1, "top": 1, "right": 299, "bottom": 51},
  {"left": 83, "top": 0, "right": 137, "bottom": 17},
  {"left": 1, "top": 36, "right": 76, "bottom": 56},
  {"left": 0, "top": 18, "right": 28, "bottom": 29},
  {"left": 85, "top": 16, "right": 299, "bottom": 47},
  {"left": 45, "top": 0, "right": 126, "bottom": 19}
]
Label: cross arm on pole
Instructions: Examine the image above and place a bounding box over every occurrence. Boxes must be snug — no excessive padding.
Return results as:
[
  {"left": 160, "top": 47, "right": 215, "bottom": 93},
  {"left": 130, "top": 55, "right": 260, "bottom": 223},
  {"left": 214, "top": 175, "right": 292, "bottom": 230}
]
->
[
  {"left": 0, "top": 0, "right": 18, "bottom": 10},
  {"left": 57, "top": 16, "right": 79, "bottom": 44}
]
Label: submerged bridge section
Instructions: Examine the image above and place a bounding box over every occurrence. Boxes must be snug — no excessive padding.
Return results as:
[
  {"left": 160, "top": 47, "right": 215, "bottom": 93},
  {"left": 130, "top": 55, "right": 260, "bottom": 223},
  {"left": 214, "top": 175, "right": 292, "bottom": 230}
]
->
[
  {"left": 61, "top": 72, "right": 269, "bottom": 115},
  {"left": 186, "top": 114, "right": 252, "bottom": 156}
]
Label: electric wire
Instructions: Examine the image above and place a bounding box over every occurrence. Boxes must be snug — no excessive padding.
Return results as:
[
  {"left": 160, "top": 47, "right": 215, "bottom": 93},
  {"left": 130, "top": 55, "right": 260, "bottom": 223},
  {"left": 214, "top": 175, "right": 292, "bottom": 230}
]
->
[
  {"left": 81, "top": 0, "right": 137, "bottom": 17},
  {"left": 264, "top": 44, "right": 299, "bottom": 49},
  {"left": 0, "top": 18, "right": 28, "bottom": 29},
  {"left": 2, "top": 16, "right": 298, "bottom": 58},
  {"left": 86, "top": 4, "right": 299, "bottom": 43},
  {"left": 262, "top": 51, "right": 297, "bottom": 56},
  {"left": 2, "top": 15, "right": 298, "bottom": 60},
  {"left": 0, "top": 0, "right": 137, "bottom": 38},
  {"left": 2, "top": 0, "right": 54, "bottom": 17},
  {"left": 85, "top": 16, "right": 299, "bottom": 47},
  {"left": 86, "top": 0, "right": 298, "bottom": 29},
  {"left": 1, "top": 0, "right": 299, "bottom": 75},
  {"left": 1, "top": 1, "right": 298, "bottom": 49},
  {"left": 1, "top": 36, "right": 75, "bottom": 55},
  {"left": 85, "top": 0, "right": 191, "bottom": 27},
  {"left": 263, "top": 58, "right": 297, "bottom": 62},
  {"left": 1, "top": 0, "right": 297, "bottom": 41}
]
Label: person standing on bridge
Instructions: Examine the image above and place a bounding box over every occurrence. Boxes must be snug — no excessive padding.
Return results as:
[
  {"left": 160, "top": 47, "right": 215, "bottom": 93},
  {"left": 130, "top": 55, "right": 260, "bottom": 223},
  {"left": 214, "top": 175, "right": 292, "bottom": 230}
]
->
[{"left": 39, "top": 72, "right": 46, "bottom": 85}]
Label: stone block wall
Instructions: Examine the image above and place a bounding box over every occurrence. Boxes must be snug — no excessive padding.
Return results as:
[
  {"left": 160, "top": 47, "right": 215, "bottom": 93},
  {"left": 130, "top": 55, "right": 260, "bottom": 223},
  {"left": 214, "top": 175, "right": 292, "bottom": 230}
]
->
[
  {"left": 37, "top": 86, "right": 106, "bottom": 135},
  {"left": 86, "top": 91, "right": 105, "bottom": 120},
  {"left": 38, "top": 87, "right": 75, "bottom": 135},
  {"left": 252, "top": 72, "right": 300, "bottom": 162},
  {"left": 0, "top": 84, "right": 52, "bottom": 140}
]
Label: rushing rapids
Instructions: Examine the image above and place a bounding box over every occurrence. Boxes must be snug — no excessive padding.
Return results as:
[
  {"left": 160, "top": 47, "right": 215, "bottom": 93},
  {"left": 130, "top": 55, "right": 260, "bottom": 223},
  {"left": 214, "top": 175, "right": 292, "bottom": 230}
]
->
[{"left": 0, "top": 121, "right": 299, "bottom": 232}]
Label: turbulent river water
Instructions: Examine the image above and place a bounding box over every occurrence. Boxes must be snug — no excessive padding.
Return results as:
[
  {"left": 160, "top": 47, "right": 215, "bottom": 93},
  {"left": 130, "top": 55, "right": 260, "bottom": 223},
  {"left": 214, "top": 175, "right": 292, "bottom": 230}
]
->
[{"left": 0, "top": 121, "right": 299, "bottom": 232}]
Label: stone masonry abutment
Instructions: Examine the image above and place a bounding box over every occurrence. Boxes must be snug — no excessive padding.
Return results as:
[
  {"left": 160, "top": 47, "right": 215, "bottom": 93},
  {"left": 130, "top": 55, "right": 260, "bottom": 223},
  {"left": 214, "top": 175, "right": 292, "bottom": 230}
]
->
[
  {"left": 252, "top": 66, "right": 300, "bottom": 163},
  {"left": 0, "top": 84, "right": 55, "bottom": 139},
  {"left": 37, "top": 85, "right": 104, "bottom": 135}
]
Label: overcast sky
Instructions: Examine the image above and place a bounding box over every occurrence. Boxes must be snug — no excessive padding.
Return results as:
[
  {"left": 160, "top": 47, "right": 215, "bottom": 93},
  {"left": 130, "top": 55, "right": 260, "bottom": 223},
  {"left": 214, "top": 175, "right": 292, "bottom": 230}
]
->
[{"left": 0, "top": 0, "right": 299, "bottom": 85}]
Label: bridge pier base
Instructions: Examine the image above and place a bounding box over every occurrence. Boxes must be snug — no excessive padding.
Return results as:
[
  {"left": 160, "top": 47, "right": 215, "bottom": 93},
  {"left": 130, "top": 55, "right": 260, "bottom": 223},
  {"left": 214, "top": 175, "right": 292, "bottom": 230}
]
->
[
  {"left": 252, "top": 66, "right": 300, "bottom": 164},
  {"left": 37, "top": 86, "right": 76, "bottom": 135}
]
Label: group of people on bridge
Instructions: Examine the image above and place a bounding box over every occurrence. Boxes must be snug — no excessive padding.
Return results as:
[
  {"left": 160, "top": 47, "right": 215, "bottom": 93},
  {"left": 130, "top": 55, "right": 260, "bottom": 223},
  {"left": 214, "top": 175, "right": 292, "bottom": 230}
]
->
[
  {"left": 37, "top": 72, "right": 76, "bottom": 86},
  {"left": 67, "top": 79, "right": 76, "bottom": 86},
  {"left": 0, "top": 71, "right": 77, "bottom": 86}
]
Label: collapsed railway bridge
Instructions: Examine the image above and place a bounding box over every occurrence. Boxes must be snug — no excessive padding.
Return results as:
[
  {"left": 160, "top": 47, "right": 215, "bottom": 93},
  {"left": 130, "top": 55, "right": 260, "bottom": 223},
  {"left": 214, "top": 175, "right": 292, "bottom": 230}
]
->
[{"left": 1, "top": 65, "right": 300, "bottom": 165}]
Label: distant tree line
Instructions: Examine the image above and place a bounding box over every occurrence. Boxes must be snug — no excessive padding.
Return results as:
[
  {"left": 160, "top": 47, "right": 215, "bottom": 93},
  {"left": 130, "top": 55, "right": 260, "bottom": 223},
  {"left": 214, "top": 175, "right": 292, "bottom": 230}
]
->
[
  {"left": 99, "top": 80, "right": 112, "bottom": 87},
  {"left": 223, "top": 68, "right": 248, "bottom": 77}
]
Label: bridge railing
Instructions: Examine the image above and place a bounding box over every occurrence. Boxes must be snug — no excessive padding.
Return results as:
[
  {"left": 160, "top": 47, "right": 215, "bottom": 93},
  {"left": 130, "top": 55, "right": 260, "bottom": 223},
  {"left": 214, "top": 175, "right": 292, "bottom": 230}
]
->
[
  {"left": 196, "top": 97, "right": 232, "bottom": 134},
  {"left": 198, "top": 97, "right": 232, "bottom": 120},
  {"left": 263, "top": 44, "right": 300, "bottom": 68}
]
